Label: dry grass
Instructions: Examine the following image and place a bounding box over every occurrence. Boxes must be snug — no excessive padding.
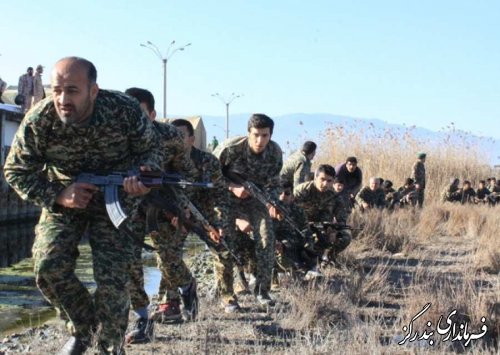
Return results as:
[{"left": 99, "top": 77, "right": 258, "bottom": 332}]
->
[{"left": 315, "top": 122, "right": 495, "bottom": 202}]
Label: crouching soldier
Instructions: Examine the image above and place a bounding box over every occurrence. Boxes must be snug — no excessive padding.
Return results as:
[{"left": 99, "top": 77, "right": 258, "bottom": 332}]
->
[
  {"left": 273, "top": 181, "right": 315, "bottom": 275},
  {"left": 294, "top": 165, "right": 351, "bottom": 268}
]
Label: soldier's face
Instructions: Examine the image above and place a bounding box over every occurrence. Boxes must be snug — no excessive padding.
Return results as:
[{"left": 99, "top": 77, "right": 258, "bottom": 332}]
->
[
  {"left": 51, "top": 61, "right": 98, "bottom": 125},
  {"left": 333, "top": 182, "right": 344, "bottom": 193},
  {"left": 369, "top": 179, "right": 379, "bottom": 191},
  {"left": 314, "top": 172, "right": 334, "bottom": 192},
  {"left": 177, "top": 125, "right": 195, "bottom": 149},
  {"left": 279, "top": 188, "right": 293, "bottom": 203},
  {"left": 346, "top": 161, "right": 356, "bottom": 172},
  {"left": 248, "top": 127, "right": 271, "bottom": 154}
]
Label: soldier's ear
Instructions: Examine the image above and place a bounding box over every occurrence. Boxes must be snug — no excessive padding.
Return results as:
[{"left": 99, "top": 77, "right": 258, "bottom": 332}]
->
[{"left": 90, "top": 83, "right": 99, "bottom": 101}]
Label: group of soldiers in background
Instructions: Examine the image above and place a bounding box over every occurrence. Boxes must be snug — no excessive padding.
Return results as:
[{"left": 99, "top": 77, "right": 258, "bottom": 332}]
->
[
  {"left": 441, "top": 177, "right": 500, "bottom": 205},
  {"left": 15, "top": 65, "right": 46, "bottom": 112}
]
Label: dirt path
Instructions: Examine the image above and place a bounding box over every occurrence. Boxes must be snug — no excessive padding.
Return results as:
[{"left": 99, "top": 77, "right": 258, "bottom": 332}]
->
[{"left": 1, "top": 233, "right": 498, "bottom": 354}]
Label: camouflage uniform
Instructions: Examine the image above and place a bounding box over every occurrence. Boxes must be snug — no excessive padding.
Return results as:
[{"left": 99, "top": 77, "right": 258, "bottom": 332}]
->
[
  {"left": 280, "top": 150, "right": 312, "bottom": 190},
  {"left": 273, "top": 201, "right": 310, "bottom": 272},
  {"left": 0, "top": 77, "right": 6, "bottom": 104},
  {"left": 155, "top": 146, "right": 235, "bottom": 304},
  {"left": 3, "top": 90, "right": 164, "bottom": 353},
  {"left": 383, "top": 187, "right": 398, "bottom": 209},
  {"left": 412, "top": 160, "right": 426, "bottom": 207},
  {"left": 294, "top": 181, "right": 351, "bottom": 257},
  {"left": 33, "top": 72, "right": 45, "bottom": 105},
  {"left": 213, "top": 136, "right": 283, "bottom": 296},
  {"left": 397, "top": 186, "right": 417, "bottom": 206},
  {"left": 355, "top": 186, "right": 386, "bottom": 210},
  {"left": 441, "top": 184, "right": 461, "bottom": 203},
  {"left": 18, "top": 73, "right": 34, "bottom": 112},
  {"left": 127, "top": 121, "right": 192, "bottom": 308}
]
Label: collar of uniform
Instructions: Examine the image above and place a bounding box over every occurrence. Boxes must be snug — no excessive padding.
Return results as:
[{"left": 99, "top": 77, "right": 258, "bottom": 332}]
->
[{"left": 245, "top": 138, "right": 269, "bottom": 158}]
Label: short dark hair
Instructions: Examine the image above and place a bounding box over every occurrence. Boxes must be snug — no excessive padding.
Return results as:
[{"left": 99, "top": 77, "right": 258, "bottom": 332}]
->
[
  {"left": 27, "top": 67, "right": 33, "bottom": 72},
  {"left": 315, "top": 164, "right": 336, "bottom": 179},
  {"left": 247, "top": 114, "right": 274, "bottom": 135},
  {"left": 280, "top": 179, "right": 293, "bottom": 191},
  {"left": 301, "top": 141, "right": 317, "bottom": 155},
  {"left": 125, "top": 87, "right": 155, "bottom": 113},
  {"left": 346, "top": 156, "right": 358, "bottom": 164},
  {"left": 58, "top": 56, "right": 97, "bottom": 84},
  {"left": 171, "top": 119, "right": 194, "bottom": 137},
  {"left": 479, "top": 180, "right": 485, "bottom": 185},
  {"left": 382, "top": 180, "right": 393, "bottom": 189},
  {"left": 333, "top": 177, "right": 344, "bottom": 185},
  {"left": 463, "top": 180, "right": 471, "bottom": 186},
  {"left": 405, "top": 178, "right": 414, "bottom": 186}
]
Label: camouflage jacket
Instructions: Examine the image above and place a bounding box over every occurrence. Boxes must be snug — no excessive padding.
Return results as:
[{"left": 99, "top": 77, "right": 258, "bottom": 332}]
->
[
  {"left": 355, "top": 186, "right": 386, "bottom": 208},
  {"left": 279, "top": 150, "right": 311, "bottom": 189},
  {"left": 383, "top": 187, "right": 398, "bottom": 206},
  {"left": 153, "top": 121, "right": 193, "bottom": 175},
  {"left": 397, "top": 186, "right": 417, "bottom": 205},
  {"left": 213, "top": 136, "right": 283, "bottom": 201},
  {"left": 488, "top": 184, "right": 500, "bottom": 193},
  {"left": 294, "top": 181, "right": 348, "bottom": 224},
  {"left": 412, "top": 161, "right": 426, "bottom": 188},
  {"left": 440, "top": 185, "right": 461, "bottom": 203},
  {"left": 273, "top": 201, "right": 308, "bottom": 247},
  {"left": 185, "top": 146, "right": 230, "bottom": 229},
  {"left": 18, "top": 73, "right": 34, "bottom": 96},
  {"left": 3, "top": 89, "right": 164, "bottom": 210}
]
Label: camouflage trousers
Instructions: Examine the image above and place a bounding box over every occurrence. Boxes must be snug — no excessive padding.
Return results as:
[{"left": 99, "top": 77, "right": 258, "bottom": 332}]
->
[
  {"left": 151, "top": 222, "right": 193, "bottom": 303},
  {"left": 315, "top": 229, "right": 352, "bottom": 263},
  {"left": 127, "top": 217, "right": 150, "bottom": 310},
  {"left": 33, "top": 207, "right": 133, "bottom": 354},
  {"left": 155, "top": 226, "right": 237, "bottom": 304},
  {"left": 228, "top": 198, "right": 276, "bottom": 295}
]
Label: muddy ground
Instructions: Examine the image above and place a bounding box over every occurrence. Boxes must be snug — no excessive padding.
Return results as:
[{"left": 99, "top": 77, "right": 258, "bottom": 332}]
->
[{"left": 0, "top": 233, "right": 498, "bottom": 354}]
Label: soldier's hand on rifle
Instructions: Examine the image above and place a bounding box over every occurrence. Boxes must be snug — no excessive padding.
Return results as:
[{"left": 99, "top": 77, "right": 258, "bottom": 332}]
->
[
  {"left": 207, "top": 226, "right": 221, "bottom": 243},
  {"left": 123, "top": 165, "right": 152, "bottom": 196},
  {"left": 266, "top": 203, "right": 283, "bottom": 220},
  {"left": 229, "top": 183, "right": 250, "bottom": 199},
  {"left": 56, "top": 182, "right": 99, "bottom": 209},
  {"left": 236, "top": 218, "right": 253, "bottom": 234}
]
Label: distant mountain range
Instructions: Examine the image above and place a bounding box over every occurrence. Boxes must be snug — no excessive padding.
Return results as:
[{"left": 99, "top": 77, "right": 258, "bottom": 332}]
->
[{"left": 201, "top": 113, "right": 500, "bottom": 166}]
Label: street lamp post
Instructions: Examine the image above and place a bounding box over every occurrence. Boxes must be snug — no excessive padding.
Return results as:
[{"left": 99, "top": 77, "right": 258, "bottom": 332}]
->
[
  {"left": 211, "top": 92, "right": 242, "bottom": 138},
  {"left": 140, "top": 40, "right": 191, "bottom": 118}
]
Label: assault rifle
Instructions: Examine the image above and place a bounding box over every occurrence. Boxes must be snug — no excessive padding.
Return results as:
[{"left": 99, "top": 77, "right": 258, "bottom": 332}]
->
[
  {"left": 146, "top": 187, "right": 243, "bottom": 266},
  {"left": 309, "top": 222, "right": 360, "bottom": 248},
  {"left": 222, "top": 169, "right": 308, "bottom": 239},
  {"left": 76, "top": 170, "right": 213, "bottom": 229}
]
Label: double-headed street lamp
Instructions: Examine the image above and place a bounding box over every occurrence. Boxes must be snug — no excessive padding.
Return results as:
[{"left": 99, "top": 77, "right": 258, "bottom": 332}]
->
[
  {"left": 212, "top": 92, "right": 242, "bottom": 138},
  {"left": 140, "top": 40, "right": 191, "bottom": 118}
]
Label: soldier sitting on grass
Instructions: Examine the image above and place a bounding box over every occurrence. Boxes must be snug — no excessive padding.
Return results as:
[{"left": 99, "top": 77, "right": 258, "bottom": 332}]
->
[
  {"left": 355, "top": 177, "right": 386, "bottom": 211},
  {"left": 458, "top": 180, "right": 476, "bottom": 204},
  {"left": 441, "top": 178, "right": 462, "bottom": 203},
  {"left": 396, "top": 178, "right": 418, "bottom": 207},
  {"left": 475, "top": 180, "right": 491, "bottom": 204}
]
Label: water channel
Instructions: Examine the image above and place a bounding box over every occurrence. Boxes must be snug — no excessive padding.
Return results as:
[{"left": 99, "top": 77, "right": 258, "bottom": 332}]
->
[{"left": 0, "top": 224, "right": 163, "bottom": 337}]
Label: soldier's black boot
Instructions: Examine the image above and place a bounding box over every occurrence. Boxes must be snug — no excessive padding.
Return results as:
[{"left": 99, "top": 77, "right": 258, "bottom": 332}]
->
[
  {"left": 125, "top": 317, "right": 154, "bottom": 344},
  {"left": 179, "top": 278, "right": 199, "bottom": 321},
  {"left": 57, "top": 336, "right": 90, "bottom": 355}
]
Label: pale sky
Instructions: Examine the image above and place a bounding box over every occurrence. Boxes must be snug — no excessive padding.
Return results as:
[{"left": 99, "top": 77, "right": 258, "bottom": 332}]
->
[{"left": 1, "top": 0, "right": 500, "bottom": 139}]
